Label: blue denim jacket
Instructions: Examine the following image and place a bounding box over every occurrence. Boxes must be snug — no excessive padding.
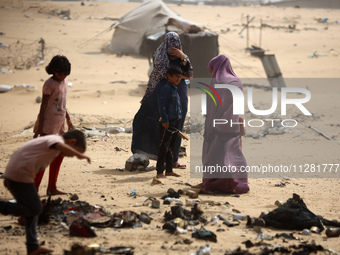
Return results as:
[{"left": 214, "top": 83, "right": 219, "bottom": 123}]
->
[{"left": 158, "top": 81, "right": 182, "bottom": 126}]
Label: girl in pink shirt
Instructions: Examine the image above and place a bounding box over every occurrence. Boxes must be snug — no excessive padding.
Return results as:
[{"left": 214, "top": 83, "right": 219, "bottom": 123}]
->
[{"left": 33, "top": 55, "right": 73, "bottom": 196}]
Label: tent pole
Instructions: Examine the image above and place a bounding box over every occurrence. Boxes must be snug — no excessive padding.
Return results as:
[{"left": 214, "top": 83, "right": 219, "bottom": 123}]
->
[
  {"left": 246, "top": 15, "right": 249, "bottom": 50},
  {"left": 259, "top": 18, "right": 262, "bottom": 47}
]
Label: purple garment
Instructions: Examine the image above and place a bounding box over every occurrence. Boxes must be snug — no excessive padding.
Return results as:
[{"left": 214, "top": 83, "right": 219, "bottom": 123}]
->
[{"left": 202, "top": 55, "right": 249, "bottom": 194}]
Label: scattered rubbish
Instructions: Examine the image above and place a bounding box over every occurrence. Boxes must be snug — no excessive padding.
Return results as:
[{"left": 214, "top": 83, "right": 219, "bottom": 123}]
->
[
  {"left": 151, "top": 178, "right": 164, "bottom": 185},
  {"left": 187, "top": 190, "right": 199, "bottom": 199},
  {"left": 218, "top": 215, "right": 239, "bottom": 227},
  {"left": 109, "top": 246, "right": 135, "bottom": 254},
  {"left": 152, "top": 199, "right": 160, "bottom": 208},
  {"left": 125, "top": 153, "right": 149, "bottom": 171},
  {"left": 163, "top": 204, "right": 206, "bottom": 230},
  {"left": 65, "top": 243, "right": 135, "bottom": 255},
  {"left": 190, "top": 244, "right": 211, "bottom": 255},
  {"left": 315, "top": 17, "right": 328, "bottom": 23},
  {"left": 94, "top": 126, "right": 125, "bottom": 134},
  {"left": 110, "top": 80, "right": 128, "bottom": 84},
  {"left": 160, "top": 188, "right": 182, "bottom": 201},
  {"left": 274, "top": 200, "right": 283, "bottom": 207},
  {"left": 325, "top": 227, "right": 340, "bottom": 237},
  {"left": 192, "top": 226, "right": 217, "bottom": 242},
  {"left": 256, "top": 232, "right": 269, "bottom": 240},
  {"left": 247, "top": 193, "right": 340, "bottom": 231},
  {"left": 310, "top": 226, "right": 320, "bottom": 234},
  {"left": 83, "top": 126, "right": 125, "bottom": 137},
  {"left": 178, "top": 146, "right": 187, "bottom": 158},
  {"left": 64, "top": 243, "right": 99, "bottom": 255},
  {"left": 125, "top": 126, "right": 133, "bottom": 133},
  {"left": 13, "top": 84, "right": 37, "bottom": 91},
  {"left": 308, "top": 51, "right": 328, "bottom": 58},
  {"left": 69, "top": 218, "right": 97, "bottom": 237},
  {"left": 57, "top": 9, "right": 71, "bottom": 19},
  {"left": 36, "top": 60, "right": 44, "bottom": 66},
  {"left": 143, "top": 196, "right": 157, "bottom": 206},
  {"left": 302, "top": 229, "right": 312, "bottom": 235},
  {"left": 329, "top": 49, "right": 338, "bottom": 56},
  {"left": 308, "top": 125, "right": 333, "bottom": 140},
  {"left": 233, "top": 213, "right": 247, "bottom": 221},
  {"left": 35, "top": 96, "right": 42, "bottom": 103},
  {"left": 184, "top": 121, "right": 204, "bottom": 134},
  {"left": 205, "top": 215, "right": 219, "bottom": 226},
  {"left": 275, "top": 232, "right": 298, "bottom": 240},
  {"left": 0, "top": 42, "right": 9, "bottom": 47},
  {"left": 164, "top": 197, "right": 181, "bottom": 205},
  {"left": 0, "top": 84, "right": 12, "bottom": 93},
  {"left": 84, "top": 211, "right": 112, "bottom": 227},
  {"left": 244, "top": 129, "right": 261, "bottom": 139},
  {"left": 0, "top": 68, "right": 12, "bottom": 73},
  {"left": 138, "top": 213, "right": 152, "bottom": 224},
  {"left": 0, "top": 84, "right": 37, "bottom": 93},
  {"left": 275, "top": 181, "right": 286, "bottom": 187},
  {"left": 69, "top": 194, "right": 79, "bottom": 201},
  {"left": 175, "top": 226, "right": 187, "bottom": 234},
  {"left": 185, "top": 199, "right": 200, "bottom": 207}
]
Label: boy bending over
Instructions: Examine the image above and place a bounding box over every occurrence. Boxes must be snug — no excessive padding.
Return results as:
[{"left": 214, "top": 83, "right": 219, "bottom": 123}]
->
[{"left": 0, "top": 130, "right": 91, "bottom": 255}]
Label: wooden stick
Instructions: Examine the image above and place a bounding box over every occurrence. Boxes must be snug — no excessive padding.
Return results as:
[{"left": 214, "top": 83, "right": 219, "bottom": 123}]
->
[{"left": 308, "top": 125, "right": 332, "bottom": 140}]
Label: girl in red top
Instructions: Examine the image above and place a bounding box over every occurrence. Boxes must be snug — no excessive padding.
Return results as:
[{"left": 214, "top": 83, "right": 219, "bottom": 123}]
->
[{"left": 33, "top": 55, "right": 73, "bottom": 195}]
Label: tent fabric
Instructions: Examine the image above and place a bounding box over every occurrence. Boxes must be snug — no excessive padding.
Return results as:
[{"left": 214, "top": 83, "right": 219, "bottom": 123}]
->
[{"left": 109, "top": 0, "right": 203, "bottom": 55}]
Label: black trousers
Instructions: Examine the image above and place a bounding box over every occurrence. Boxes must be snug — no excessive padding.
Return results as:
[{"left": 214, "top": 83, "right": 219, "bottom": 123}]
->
[{"left": 156, "top": 121, "right": 179, "bottom": 174}]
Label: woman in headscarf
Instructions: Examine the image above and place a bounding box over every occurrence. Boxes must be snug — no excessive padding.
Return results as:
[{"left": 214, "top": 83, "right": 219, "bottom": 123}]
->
[
  {"left": 194, "top": 54, "right": 249, "bottom": 194},
  {"left": 131, "top": 32, "right": 193, "bottom": 169}
]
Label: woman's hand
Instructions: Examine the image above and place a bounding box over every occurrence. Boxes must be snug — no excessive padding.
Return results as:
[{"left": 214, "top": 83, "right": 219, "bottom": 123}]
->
[
  {"left": 33, "top": 127, "right": 43, "bottom": 138},
  {"left": 169, "top": 47, "right": 186, "bottom": 60},
  {"left": 66, "top": 111, "right": 74, "bottom": 131},
  {"left": 239, "top": 116, "right": 246, "bottom": 136}
]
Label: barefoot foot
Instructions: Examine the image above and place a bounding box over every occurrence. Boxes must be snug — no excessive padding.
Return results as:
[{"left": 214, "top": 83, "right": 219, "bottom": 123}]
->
[
  {"left": 165, "top": 172, "right": 181, "bottom": 177},
  {"left": 156, "top": 174, "right": 166, "bottom": 179},
  {"left": 191, "top": 183, "right": 203, "bottom": 189},
  {"left": 28, "top": 246, "right": 53, "bottom": 255},
  {"left": 47, "top": 189, "right": 68, "bottom": 196}
]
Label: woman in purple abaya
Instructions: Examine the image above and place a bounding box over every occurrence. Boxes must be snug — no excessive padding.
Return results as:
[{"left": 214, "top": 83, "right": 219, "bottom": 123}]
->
[{"left": 194, "top": 54, "right": 249, "bottom": 194}]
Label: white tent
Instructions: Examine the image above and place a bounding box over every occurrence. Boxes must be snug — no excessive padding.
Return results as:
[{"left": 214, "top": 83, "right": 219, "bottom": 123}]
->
[{"left": 109, "top": 0, "right": 203, "bottom": 55}]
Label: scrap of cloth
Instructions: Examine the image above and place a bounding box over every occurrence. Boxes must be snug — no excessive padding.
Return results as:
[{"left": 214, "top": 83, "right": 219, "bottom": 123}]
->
[{"left": 247, "top": 193, "right": 340, "bottom": 230}]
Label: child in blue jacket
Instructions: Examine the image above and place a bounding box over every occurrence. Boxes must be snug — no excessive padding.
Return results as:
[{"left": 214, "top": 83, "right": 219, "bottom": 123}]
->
[{"left": 156, "top": 65, "right": 183, "bottom": 178}]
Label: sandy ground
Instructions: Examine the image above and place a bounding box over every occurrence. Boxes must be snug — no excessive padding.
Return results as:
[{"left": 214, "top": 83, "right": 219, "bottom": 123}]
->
[{"left": 0, "top": 0, "right": 340, "bottom": 254}]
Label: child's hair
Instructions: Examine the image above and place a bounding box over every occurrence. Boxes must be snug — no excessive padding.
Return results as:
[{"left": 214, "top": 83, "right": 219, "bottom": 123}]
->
[
  {"left": 63, "top": 130, "right": 86, "bottom": 151},
  {"left": 166, "top": 65, "right": 183, "bottom": 76},
  {"left": 45, "top": 55, "right": 71, "bottom": 75}
]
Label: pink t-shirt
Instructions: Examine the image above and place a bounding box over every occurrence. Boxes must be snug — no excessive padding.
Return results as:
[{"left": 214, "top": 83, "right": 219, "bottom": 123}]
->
[
  {"left": 37, "top": 77, "right": 68, "bottom": 135},
  {"left": 4, "top": 135, "right": 64, "bottom": 183}
]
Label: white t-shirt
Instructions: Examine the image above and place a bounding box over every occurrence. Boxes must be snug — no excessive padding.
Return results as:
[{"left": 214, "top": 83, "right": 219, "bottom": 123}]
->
[{"left": 4, "top": 135, "right": 64, "bottom": 183}]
